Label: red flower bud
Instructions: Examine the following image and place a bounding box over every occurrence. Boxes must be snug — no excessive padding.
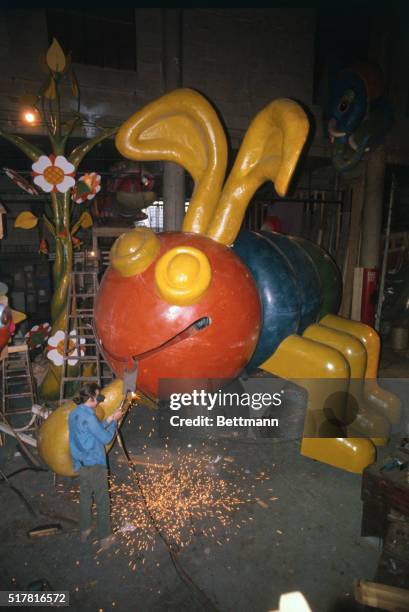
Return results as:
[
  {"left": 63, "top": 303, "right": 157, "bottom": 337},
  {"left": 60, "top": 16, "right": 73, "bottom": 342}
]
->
[{"left": 39, "top": 238, "right": 48, "bottom": 254}]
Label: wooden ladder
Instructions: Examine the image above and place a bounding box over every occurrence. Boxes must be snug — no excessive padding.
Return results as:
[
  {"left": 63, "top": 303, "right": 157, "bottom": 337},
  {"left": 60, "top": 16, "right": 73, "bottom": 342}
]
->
[
  {"left": 59, "top": 259, "right": 113, "bottom": 403},
  {"left": 0, "top": 343, "right": 37, "bottom": 446}
]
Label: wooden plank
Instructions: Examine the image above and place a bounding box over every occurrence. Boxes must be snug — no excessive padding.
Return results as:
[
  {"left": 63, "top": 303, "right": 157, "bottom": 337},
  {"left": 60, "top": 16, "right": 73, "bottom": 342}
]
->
[
  {"left": 340, "top": 170, "right": 366, "bottom": 317},
  {"left": 8, "top": 344, "right": 29, "bottom": 354},
  {"left": 335, "top": 189, "right": 351, "bottom": 272},
  {"left": 354, "top": 579, "right": 409, "bottom": 610},
  {"left": 351, "top": 267, "right": 364, "bottom": 321}
]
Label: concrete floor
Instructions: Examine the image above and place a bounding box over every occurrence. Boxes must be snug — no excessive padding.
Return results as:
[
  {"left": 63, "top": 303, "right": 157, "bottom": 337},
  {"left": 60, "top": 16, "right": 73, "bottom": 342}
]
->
[{"left": 1, "top": 347, "right": 409, "bottom": 612}]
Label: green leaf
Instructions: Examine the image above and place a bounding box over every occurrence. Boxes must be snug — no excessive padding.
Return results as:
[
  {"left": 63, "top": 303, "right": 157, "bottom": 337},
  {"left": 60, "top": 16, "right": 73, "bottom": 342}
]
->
[
  {"left": 42, "top": 76, "right": 57, "bottom": 100},
  {"left": 62, "top": 118, "right": 79, "bottom": 131},
  {"left": 46, "top": 38, "right": 66, "bottom": 73},
  {"left": 71, "top": 211, "right": 93, "bottom": 235},
  {"left": 69, "top": 127, "right": 117, "bottom": 168},
  {"left": 0, "top": 128, "right": 44, "bottom": 162},
  {"left": 15, "top": 211, "right": 38, "bottom": 229},
  {"left": 71, "top": 69, "right": 80, "bottom": 98}
]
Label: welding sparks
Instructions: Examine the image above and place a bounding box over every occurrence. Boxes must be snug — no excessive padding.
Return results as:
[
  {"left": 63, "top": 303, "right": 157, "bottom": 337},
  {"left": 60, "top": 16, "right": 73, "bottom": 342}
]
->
[
  {"left": 58, "top": 437, "right": 273, "bottom": 570},
  {"left": 110, "top": 446, "right": 263, "bottom": 561}
]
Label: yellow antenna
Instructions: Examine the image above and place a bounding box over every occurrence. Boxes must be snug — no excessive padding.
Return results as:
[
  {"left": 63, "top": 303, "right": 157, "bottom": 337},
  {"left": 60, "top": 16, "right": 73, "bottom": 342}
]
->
[
  {"left": 115, "top": 88, "right": 227, "bottom": 235},
  {"left": 206, "top": 99, "right": 309, "bottom": 246}
]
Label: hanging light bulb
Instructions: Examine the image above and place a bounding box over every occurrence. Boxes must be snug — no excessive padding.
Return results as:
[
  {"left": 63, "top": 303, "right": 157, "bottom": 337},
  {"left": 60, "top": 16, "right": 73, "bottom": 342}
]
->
[{"left": 22, "top": 109, "right": 38, "bottom": 125}]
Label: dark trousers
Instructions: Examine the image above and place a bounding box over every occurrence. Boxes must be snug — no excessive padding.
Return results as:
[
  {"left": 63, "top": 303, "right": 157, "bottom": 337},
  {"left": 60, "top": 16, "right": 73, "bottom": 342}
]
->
[{"left": 79, "top": 465, "right": 112, "bottom": 539}]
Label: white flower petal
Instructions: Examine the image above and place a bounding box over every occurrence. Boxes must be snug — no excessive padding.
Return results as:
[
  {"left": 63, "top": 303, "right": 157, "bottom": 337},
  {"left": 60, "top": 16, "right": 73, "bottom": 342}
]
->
[
  {"left": 56, "top": 176, "right": 75, "bottom": 193},
  {"left": 48, "top": 330, "right": 65, "bottom": 346},
  {"left": 31, "top": 325, "right": 39, "bottom": 331},
  {"left": 47, "top": 348, "right": 63, "bottom": 367},
  {"left": 67, "top": 357, "right": 78, "bottom": 366},
  {"left": 79, "top": 338, "right": 86, "bottom": 345},
  {"left": 54, "top": 155, "right": 75, "bottom": 174},
  {"left": 32, "top": 156, "right": 52, "bottom": 173},
  {"left": 33, "top": 175, "right": 54, "bottom": 193}
]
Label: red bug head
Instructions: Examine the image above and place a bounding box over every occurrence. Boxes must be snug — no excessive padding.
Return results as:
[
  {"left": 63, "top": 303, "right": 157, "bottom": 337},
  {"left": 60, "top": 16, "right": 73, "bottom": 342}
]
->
[{"left": 94, "top": 229, "right": 260, "bottom": 398}]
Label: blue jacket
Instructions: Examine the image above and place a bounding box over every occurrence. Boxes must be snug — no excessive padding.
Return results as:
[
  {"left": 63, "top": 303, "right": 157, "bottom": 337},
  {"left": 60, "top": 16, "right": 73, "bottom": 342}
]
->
[{"left": 68, "top": 404, "right": 117, "bottom": 471}]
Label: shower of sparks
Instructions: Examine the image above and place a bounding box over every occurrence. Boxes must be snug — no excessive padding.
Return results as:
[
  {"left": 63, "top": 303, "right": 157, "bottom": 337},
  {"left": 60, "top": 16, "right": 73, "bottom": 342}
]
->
[
  {"left": 109, "top": 444, "right": 271, "bottom": 564},
  {"left": 57, "top": 423, "right": 274, "bottom": 570}
]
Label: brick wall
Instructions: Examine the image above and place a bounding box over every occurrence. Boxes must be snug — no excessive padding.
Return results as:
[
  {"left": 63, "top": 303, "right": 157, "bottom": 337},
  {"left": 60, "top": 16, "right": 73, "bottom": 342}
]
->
[
  {"left": 183, "top": 9, "right": 316, "bottom": 145},
  {"left": 0, "top": 8, "right": 318, "bottom": 147},
  {"left": 0, "top": 8, "right": 407, "bottom": 161}
]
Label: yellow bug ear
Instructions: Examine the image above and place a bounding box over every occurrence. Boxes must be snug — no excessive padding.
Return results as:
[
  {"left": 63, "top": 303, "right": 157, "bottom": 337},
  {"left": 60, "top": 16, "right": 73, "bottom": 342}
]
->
[
  {"left": 206, "top": 99, "right": 309, "bottom": 246},
  {"left": 115, "top": 88, "right": 227, "bottom": 235}
]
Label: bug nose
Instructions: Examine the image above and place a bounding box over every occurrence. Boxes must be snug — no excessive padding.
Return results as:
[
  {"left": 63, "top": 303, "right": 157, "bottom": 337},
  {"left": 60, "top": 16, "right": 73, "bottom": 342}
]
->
[
  {"left": 110, "top": 227, "right": 160, "bottom": 276},
  {"left": 154, "top": 246, "right": 212, "bottom": 305}
]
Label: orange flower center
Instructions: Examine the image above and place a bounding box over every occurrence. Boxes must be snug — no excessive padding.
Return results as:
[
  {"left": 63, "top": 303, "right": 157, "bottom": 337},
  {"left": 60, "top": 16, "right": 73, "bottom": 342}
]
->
[
  {"left": 44, "top": 166, "right": 65, "bottom": 185},
  {"left": 57, "top": 338, "right": 76, "bottom": 356}
]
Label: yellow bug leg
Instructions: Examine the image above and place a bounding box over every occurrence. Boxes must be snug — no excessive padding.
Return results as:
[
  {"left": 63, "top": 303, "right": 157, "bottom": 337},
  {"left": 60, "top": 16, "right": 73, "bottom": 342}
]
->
[
  {"left": 303, "top": 323, "right": 390, "bottom": 446},
  {"left": 261, "top": 335, "right": 376, "bottom": 474},
  {"left": 320, "top": 314, "right": 401, "bottom": 425}
]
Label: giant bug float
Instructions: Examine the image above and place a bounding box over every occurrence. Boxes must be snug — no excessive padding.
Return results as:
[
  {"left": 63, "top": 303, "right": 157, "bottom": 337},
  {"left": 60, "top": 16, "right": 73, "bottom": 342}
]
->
[{"left": 39, "top": 89, "right": 399, "bottom": 476}]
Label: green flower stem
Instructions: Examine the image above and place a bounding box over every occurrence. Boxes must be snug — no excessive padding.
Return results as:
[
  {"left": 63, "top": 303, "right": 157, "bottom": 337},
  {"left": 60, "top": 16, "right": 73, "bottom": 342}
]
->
[
  {"left": 61, "top": 117, "right": 82, "bottom": 148},
  {"left": 55, "top": 77, "right": 62, "bottom": 138},
  {"left": 43, "top": 215, "right": 56, "bottom": 237},
  {"left": 42, "top": 191, "right": 73, "bottom": 400},
  {"left": 69, "top": 127, "right": 117, "bottom": 168},
  {"left": 50, "top": 192, "right": 72, "bottom": 331},
  {"left": 40, "top": 88, "right": 53, "bottom": 136},
  {"left": 0, "top": 128, "right": 44, "bottom": 162}
]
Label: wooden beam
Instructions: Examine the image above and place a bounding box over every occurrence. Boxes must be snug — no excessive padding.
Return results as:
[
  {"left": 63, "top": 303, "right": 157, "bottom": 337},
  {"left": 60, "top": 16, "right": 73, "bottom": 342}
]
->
[
  {"left": 355, "top": 579, "right": 409, "bottom": 610},
  {"left": 339, "top": 169, "right": 366, "bottom": 317}
]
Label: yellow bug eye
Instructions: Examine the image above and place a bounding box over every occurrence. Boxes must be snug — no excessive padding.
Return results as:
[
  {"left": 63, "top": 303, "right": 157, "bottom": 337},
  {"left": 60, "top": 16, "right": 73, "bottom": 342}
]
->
[
  {"left": 110, "top": 227, "right": 160, "bottom": 277},
  {"left": 154, "top": 246, "right": 212, "bottom": 306}
]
